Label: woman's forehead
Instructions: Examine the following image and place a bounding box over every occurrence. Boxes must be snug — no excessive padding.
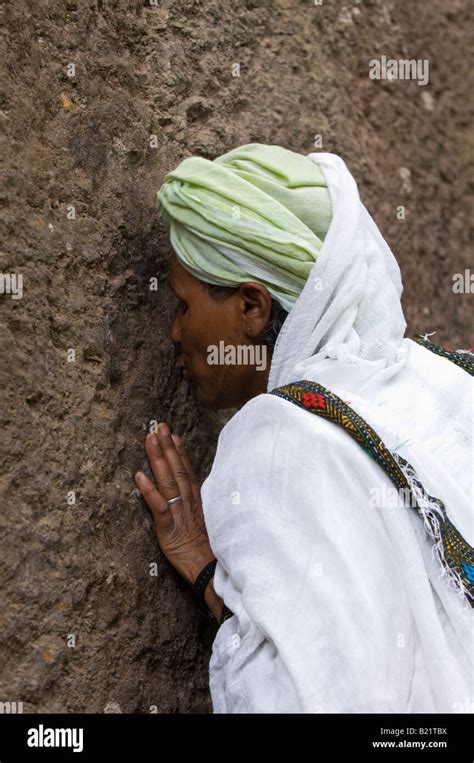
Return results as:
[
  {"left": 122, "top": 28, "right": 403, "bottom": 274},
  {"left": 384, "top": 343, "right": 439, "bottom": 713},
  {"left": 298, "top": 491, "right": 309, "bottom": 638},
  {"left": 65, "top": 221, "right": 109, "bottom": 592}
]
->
[
  {"left": 168, "top": 253, "right": 181, "bottom": 284},
  {"left": 168, "top": 255, "right": 199, "bottom": 290}
]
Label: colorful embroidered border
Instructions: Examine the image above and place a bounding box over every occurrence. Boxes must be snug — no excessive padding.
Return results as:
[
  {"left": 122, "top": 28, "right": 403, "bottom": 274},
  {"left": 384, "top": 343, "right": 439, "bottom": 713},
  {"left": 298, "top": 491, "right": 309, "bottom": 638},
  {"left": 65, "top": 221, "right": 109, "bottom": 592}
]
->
[
  {"left": 413, "top": 335, "right": 474, "bottom": 376},
  {"left": 269, "top": 380, "right": 474, "bottom": 607}
]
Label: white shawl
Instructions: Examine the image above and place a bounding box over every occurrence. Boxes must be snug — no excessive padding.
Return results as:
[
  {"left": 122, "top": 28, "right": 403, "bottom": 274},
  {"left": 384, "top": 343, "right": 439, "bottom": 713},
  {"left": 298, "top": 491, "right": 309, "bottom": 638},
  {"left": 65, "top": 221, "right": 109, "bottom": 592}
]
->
[{"left": 200, "top": 152, "right": 473, "bottom": 713}]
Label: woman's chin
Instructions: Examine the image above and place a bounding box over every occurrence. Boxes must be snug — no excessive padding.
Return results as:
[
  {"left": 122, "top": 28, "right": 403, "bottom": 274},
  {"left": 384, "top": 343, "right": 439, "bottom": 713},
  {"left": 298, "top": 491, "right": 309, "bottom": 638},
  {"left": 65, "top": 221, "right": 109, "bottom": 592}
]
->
[
  {"left": 193, "top": 383, "right": 210, "bottom": 406},
  {"left": 183, "top": 372, "right": 223, "bottom": 409}
]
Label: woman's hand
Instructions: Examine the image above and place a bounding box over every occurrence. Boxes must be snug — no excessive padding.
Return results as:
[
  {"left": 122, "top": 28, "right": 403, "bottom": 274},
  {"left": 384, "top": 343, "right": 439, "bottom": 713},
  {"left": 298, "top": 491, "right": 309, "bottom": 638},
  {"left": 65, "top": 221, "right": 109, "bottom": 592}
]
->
[{"left": 134, "top": 424, "right": 216, "bottom": 587}]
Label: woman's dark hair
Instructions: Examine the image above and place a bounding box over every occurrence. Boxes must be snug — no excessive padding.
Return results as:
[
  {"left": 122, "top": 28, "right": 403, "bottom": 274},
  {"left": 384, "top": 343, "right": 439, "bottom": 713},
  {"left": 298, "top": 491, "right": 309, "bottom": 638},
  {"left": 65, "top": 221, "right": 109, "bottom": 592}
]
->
[{"left": 204, "top": 282, "right": 288, "bottom": 351}]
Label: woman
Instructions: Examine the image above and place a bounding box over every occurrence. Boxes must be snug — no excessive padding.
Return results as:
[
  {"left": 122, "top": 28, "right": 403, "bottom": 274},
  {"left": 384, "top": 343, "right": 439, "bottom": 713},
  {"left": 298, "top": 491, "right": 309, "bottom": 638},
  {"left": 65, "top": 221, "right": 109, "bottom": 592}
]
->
[{"left": 134, "top": 144, "right": 473, "bottom": 713}]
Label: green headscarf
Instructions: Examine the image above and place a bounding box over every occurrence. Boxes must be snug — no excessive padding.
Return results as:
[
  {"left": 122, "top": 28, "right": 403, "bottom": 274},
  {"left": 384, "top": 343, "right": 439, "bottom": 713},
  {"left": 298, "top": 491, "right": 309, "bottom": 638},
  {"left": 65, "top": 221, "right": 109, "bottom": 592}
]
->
[{"left": 156, "top": 143, "right": 332, "bottom": 312}]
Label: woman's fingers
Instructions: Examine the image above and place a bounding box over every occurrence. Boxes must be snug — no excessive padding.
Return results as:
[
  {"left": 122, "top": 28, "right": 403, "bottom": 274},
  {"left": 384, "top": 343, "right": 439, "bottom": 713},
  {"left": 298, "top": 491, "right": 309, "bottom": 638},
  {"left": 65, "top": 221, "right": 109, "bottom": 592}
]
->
[
  {"left": 145, "top": 427, "right": 192, "bottom": 502},
  {"left": 171, "top": 433, "right": 201, "bottom": 505},
  {"left": 135, "top": 427, "right": 211, "bottom": 586},
  {"left": 134, "top": 471, "right": 174, "bottom": 533}
]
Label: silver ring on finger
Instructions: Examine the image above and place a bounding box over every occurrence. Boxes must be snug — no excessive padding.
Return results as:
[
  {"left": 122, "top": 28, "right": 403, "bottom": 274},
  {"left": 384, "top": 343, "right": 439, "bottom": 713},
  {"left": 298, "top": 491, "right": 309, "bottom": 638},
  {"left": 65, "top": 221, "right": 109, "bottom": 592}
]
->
[{"left": 167, "top": 495, "right": 183, "bottom": 506}]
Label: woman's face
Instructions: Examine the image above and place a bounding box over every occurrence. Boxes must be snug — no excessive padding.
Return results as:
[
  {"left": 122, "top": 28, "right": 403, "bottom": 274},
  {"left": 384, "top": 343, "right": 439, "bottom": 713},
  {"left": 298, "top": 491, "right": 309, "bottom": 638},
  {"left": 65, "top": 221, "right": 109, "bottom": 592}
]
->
[{"left": 168, "top": 254, "right": 273, "bottom": 410}]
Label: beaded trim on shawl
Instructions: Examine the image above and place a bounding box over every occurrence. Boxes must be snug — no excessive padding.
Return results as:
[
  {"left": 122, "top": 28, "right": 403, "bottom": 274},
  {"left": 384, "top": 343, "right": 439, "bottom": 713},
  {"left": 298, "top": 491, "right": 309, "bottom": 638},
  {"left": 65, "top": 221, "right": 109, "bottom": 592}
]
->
[
  {"left": 413, "top": 335, "right": 474, "bottom": 376},
  {"left": 269, "top": 373, "right": 474, "bottom": 611}
]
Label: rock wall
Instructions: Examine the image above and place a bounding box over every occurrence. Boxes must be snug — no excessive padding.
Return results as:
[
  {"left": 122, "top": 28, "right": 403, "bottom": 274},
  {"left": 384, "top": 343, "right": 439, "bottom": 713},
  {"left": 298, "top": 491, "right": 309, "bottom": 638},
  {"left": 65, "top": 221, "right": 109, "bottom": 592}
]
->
[{"left": 1, "top": 0, "right": 472, "bottom": 712}]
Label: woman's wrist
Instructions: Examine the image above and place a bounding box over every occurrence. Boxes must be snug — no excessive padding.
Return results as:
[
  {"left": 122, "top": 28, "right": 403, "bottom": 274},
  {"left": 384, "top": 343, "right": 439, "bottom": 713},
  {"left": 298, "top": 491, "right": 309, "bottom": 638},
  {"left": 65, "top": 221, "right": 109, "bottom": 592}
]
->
[{"left": 183, "top": 553, "right": 217, "bottom": 588}]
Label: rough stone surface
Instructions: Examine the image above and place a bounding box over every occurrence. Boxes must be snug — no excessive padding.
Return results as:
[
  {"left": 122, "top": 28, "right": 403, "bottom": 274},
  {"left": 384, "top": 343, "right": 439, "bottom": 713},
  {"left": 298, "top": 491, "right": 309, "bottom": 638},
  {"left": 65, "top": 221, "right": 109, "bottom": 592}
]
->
[{"left": 1, "top": 0, "right": 472, "bottom": 712}]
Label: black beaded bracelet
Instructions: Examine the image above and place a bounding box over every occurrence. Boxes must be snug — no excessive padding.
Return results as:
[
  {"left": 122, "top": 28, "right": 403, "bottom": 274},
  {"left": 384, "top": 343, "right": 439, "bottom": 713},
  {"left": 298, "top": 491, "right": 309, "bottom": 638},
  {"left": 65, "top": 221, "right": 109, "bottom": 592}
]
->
[
  {"left": 219, "top": 604, "right": 234, "bottom": 625},
  {"left": 193, "top": 559, "right": 234, "bottom": 625},
  {"left": 193, "top": 558, "right": 218, "bottom": 621}
]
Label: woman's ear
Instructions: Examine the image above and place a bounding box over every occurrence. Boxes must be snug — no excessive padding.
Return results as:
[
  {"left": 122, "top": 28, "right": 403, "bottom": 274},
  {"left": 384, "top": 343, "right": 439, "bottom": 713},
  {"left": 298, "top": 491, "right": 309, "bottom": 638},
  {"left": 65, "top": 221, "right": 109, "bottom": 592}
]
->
[{"left": 238, "top": 283, "right": 273, "bottom": 340}]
